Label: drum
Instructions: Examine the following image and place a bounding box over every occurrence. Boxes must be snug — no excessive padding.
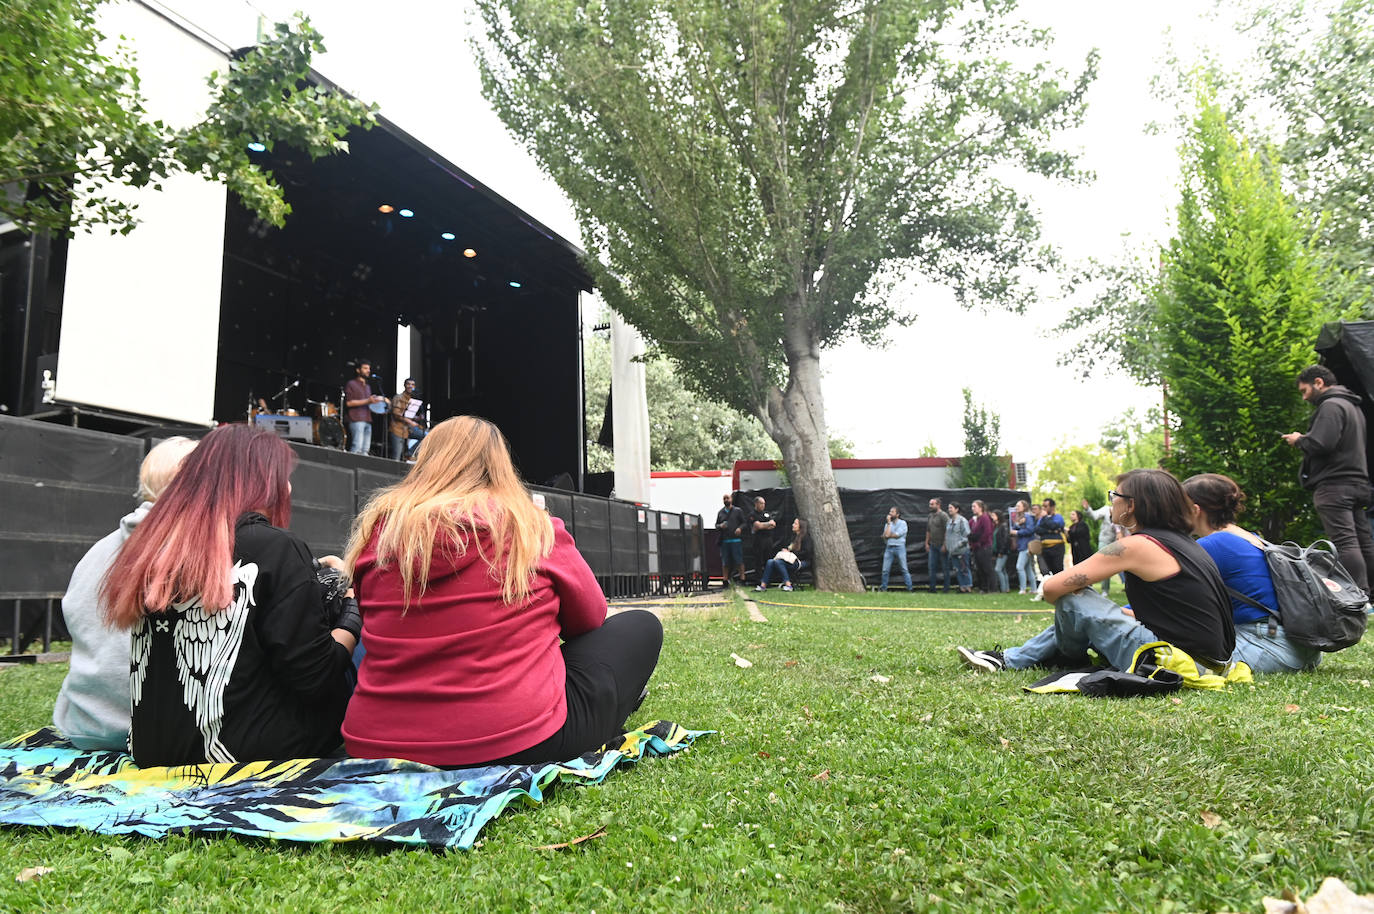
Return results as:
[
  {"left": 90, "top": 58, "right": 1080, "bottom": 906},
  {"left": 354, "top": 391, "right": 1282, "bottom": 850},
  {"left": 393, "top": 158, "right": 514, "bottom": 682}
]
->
[
  {"left": 314, "top": 402, "right": 339, "bottom": 419},
  {"left": 314, "top": 416, "right": 345, "bottom": 449},
  {"left": 280, "top": 408, "right": 299, "bottom": 417},
  {"left": 368, "top": 398, "right": 389, "bottom": 415}
]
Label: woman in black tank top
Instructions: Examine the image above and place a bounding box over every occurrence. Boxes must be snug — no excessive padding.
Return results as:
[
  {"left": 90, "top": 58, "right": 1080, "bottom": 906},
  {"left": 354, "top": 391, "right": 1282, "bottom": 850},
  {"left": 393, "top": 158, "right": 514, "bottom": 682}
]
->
[{"left": 957, "top": 469, "right": 1235, "bottom": 673}]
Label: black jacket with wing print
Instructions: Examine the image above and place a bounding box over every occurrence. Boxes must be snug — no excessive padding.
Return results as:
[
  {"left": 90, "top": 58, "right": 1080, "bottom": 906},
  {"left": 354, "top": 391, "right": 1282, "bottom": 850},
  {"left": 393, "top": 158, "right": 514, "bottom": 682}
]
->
[{"left": 128, "top": 514, "right": 353, "bottom": 766}]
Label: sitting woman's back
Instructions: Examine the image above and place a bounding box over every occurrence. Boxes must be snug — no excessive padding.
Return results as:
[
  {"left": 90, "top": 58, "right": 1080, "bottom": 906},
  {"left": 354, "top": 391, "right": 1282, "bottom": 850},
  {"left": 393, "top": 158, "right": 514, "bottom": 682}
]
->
[
  {"left": 1184, "top": 473, "right": 1320, "bottom": 673},
  {"left": 101, "top": 425, "right": 356, "bottom": 765},
  {"left": 342, "top": 416, "right": 662, "bottom": 767}
]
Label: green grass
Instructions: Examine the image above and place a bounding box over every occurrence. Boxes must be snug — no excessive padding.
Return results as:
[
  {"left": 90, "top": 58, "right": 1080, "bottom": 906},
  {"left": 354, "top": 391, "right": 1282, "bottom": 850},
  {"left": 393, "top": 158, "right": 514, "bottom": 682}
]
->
[{"left": 2, "top": 595, "right": 1372, "bottom": 913}]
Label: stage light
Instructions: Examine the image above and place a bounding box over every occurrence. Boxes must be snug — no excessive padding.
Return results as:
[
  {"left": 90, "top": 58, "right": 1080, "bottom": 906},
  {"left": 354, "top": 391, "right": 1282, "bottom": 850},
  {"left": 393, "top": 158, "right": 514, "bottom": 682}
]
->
[
  {"left": 441, "top": 232, "right": 455, "bottom": 241},
  {"left": 463, "top": 248, "right": 477, "bottom": 258},
  {"left": 377, "top": 204, "right": 394, "bottom": 213},
  {"left": 508, "top": 281, "right": 522, "bottom": 288},
  {"left": 399, "top": 208, "right": 414, "bottom": 218},
  {"left": 247, "top": 142, "right": 266, "bottom": 152}
]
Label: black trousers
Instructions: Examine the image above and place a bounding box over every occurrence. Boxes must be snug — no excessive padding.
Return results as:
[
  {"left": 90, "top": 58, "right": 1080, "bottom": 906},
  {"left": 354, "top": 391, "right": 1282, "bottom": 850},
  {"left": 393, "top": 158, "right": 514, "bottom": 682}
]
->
[
  {"left": 487, "top": 610, "right": 663, "bottom": 766},
  {"left": 1042, "top": 544, "right": 1065, "bottom": 575}
]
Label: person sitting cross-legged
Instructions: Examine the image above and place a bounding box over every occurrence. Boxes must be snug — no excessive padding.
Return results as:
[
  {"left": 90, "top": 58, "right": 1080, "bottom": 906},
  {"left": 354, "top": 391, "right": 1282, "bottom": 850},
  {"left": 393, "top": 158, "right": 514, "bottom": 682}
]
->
[
  {"left": 956, "top": 469, "right": 1235, "bottom": 674},
  {"left": 756, "top": 518, "right": 812, "bottom": 592}
]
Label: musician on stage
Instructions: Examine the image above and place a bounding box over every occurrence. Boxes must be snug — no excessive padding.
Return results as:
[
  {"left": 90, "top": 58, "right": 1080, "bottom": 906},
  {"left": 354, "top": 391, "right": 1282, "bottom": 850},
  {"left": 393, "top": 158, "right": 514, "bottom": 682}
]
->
[
  {"left": 344, "top": 360, "right": 385, "bottom": 455},
  {"left": 388, "top": 377, "right": 427, "bottom": 460}
]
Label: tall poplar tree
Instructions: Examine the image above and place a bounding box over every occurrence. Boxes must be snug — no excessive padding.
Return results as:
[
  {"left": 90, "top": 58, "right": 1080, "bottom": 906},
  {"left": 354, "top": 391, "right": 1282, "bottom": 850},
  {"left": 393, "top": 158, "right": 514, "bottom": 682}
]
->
[
  {"left": 1159, "top": 94, "right": 1330, "bottom": 540},
  {"left": 473, "top": 0, "right": 1094, "bottom": 589}
]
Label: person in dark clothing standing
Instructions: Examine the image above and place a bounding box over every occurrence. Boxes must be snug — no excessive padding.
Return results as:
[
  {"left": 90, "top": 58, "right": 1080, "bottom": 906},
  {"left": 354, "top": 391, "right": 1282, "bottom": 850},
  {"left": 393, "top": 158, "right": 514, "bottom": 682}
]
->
[
  {"left": 748, "top": 496, "right": 778, "bottom": 584},
  {"left": 925, "top": 497, "right": 950, "bottom": 593},
  {"left": 1067, "top": 509, "right": 1093, "bottom": 567},
  {"left": 1282, "top": 365, "right": 1374, "bottom": 592},
  {"left": 715, "top": 494, "right": 748, "bottom": 586},
  {"left": 1036, "top": 498, "right": 1067, "bottom": 575},
  {"left": 968, "top": 500, "right": 995, "bottom": 593}
]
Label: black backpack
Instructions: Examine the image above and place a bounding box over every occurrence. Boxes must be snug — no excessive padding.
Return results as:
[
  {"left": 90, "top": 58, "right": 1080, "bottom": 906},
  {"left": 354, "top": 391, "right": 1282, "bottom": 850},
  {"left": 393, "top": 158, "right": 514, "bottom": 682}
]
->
[{"left": 1226, "top": 539, "right": 1369, "bottom": 652}]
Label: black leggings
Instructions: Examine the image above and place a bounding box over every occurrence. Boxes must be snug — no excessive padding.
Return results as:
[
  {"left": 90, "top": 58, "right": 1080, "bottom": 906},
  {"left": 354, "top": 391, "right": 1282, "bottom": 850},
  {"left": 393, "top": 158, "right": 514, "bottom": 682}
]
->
[{"left": 486, "top": 610, "right": 663, "bottom": 766}]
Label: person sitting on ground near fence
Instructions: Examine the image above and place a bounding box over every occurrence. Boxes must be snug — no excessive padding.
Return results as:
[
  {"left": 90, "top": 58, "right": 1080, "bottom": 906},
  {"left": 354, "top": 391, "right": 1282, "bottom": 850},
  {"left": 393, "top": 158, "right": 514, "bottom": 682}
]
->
[
  {"left": 880, "top": 506, "right": 913, "bottom": 592},
  {"left": 946, "top": 502, "right": 973, "bottom": 594},
  {"left": 757, "top": 518, "right": 812, "bottom": 593},
  {"left": 991, "top": 510, "right": 1011, "bottom": 593},
  {"left": 1012, "top": 500, "right": 1039, "bottom": 595},
  {"left": 101, "top": 425, "right": 360, "bottom": 766},
  {"left": 957, "top": 469, "right": 1236, "bottom": 674},
  {"left": 341, "top": 416, "right": 663, "bottom": 768},
  {"left": 52, "top": 436, "right": 198, "bottom": 750},
  {"left": 1183, "top": 473, "right": 1321, "bottom": 673}
]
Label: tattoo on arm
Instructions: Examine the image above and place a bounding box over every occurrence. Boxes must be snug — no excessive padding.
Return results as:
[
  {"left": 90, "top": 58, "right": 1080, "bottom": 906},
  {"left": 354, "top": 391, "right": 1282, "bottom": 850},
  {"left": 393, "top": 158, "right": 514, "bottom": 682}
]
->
[
  {"left": 1064, "top": 573, "right": 1090, "bottom": 590},
  {"left": 1100, "top": 541, "right": 1126, "bottom": 557}
]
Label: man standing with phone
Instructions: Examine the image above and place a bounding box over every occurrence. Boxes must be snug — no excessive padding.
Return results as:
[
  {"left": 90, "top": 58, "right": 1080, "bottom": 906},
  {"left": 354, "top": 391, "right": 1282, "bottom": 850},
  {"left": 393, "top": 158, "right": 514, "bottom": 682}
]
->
[
  {"left": 1282, "top": 364, "right": 1374, "bottom": 591},
  {"left": 880, "top": 506, "right": 913, "bottom": 592}
]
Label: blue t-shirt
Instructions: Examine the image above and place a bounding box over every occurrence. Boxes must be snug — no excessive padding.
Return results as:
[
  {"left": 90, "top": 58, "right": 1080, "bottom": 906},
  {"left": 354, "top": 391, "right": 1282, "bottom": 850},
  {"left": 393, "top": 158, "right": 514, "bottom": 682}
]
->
[
  {"left": 884, "top": 518, "right": 907, "bottom": 549},
  {"left": 1196, "top": 530, "right": 1276, "bottom": 624}
]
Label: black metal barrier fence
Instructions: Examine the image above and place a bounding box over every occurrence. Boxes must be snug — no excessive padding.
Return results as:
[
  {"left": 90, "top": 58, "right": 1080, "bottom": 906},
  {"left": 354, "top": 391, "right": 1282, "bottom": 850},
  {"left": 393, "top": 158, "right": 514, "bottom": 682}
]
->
[{"left": 0, "top": 416, "right": 705, "bottom": 657}]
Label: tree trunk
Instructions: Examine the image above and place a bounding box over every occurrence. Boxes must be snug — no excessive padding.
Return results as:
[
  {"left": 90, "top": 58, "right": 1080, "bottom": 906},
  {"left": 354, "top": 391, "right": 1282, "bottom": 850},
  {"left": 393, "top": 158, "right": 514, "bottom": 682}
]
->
[{"left": 764, "top": 341, "right": 865, "bottom": 593}]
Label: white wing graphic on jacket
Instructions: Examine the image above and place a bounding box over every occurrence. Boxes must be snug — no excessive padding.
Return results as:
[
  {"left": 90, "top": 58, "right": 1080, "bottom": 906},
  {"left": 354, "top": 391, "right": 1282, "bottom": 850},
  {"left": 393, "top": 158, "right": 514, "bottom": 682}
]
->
[{"left": 169, "top": 561, "right": 258, "bottom": 763}]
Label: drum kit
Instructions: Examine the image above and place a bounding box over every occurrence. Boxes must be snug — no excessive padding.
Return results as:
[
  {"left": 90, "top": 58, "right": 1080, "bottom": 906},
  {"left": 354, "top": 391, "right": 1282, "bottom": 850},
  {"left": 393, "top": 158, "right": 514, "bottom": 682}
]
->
[{"left": 248, "top": 381, "right": 353, "bottom": 449}]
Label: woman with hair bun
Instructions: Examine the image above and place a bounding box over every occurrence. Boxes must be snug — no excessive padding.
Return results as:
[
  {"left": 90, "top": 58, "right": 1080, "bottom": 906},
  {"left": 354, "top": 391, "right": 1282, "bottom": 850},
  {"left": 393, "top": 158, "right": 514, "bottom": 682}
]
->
[
  {"left": 341, "top": 415, "right": 662, "bottom": 768},
  {"left": 102, "top": 424, "right": 359, "bottom": 766},
  {"left": 1183, "top": 473, "right": 1321, "bottom": 673}
]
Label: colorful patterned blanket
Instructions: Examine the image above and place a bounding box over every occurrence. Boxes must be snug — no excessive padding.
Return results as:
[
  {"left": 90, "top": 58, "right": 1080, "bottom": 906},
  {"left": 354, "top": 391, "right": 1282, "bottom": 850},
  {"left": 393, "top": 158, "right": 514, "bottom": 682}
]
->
[{"left": 0, "top": 720, "right": 707, "bottom": 850}]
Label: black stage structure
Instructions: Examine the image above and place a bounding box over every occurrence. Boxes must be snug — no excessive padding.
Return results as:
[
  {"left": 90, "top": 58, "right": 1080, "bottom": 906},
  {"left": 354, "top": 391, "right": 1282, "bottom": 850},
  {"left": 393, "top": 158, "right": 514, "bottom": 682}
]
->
[{"left": 4, "top": 110, "right": 591, "bottom": 489}]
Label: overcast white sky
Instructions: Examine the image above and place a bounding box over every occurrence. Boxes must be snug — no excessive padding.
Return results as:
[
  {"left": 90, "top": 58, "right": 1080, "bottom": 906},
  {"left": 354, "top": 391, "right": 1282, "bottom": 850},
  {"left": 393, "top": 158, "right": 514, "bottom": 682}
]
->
[{"left": 169, "top": 0, "right": 1272, "bottom": 470}]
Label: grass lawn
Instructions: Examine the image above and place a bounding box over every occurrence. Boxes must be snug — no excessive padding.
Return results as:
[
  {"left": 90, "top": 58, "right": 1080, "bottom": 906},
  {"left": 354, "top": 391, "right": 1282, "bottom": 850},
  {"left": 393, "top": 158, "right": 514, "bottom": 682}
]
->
[{"left": 2, "top": 590, "right": 1372, "bottom": 913}]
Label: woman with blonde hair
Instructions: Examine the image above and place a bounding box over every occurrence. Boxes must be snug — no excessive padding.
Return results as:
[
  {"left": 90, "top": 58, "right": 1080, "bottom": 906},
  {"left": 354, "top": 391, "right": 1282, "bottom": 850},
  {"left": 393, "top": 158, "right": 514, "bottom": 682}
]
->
[{"left": 341, "top": 416, "right": 662, "bottom": 767}]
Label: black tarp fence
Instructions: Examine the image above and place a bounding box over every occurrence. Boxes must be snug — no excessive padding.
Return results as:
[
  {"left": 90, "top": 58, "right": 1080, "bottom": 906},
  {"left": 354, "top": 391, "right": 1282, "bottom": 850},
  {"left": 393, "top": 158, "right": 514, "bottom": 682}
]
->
[
  {"left": 1316, "top": 320, "right": 1374, "bottom": 477},
  {"left": 0, "top": 416, "right": 703, "bottom": 656},
  {"left": 706, "top": 485, "right": 1030, "bottom": 586}
]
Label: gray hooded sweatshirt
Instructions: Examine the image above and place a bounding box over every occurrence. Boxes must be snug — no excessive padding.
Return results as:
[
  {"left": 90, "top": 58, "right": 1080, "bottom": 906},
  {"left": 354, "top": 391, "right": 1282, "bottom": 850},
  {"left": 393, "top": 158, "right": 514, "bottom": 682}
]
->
[{"left": 52, "top": 502, "right": 150, "bottom": 749}]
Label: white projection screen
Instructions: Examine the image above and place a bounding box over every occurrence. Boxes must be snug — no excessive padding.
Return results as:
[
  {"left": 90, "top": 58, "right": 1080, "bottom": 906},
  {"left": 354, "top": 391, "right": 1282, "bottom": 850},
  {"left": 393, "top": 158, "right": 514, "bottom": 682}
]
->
[{"left": 56, "top": 4, "right": 228, "bottom": 425}]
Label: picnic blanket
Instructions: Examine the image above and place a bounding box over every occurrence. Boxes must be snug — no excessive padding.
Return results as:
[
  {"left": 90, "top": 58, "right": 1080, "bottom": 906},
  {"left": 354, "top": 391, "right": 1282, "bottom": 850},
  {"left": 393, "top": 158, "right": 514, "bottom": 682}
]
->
[{"left": 0, "top": 720, "right": 707, "bottom": 850}]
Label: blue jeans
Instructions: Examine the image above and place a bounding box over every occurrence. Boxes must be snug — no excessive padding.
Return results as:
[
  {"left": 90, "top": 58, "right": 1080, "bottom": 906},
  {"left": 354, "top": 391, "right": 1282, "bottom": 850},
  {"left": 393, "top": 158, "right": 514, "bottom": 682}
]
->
[
  {"left": 881, "top": 544, "right": 912, "bottom": 590},
  {"left": 993, "top": 554, "right": 1010, "bottom": 592},
  {"left": 761, "top": 557, "right": 805, "bottom": 586},
  {"left": 950, "top": 551, "right": 972, "bottom": 589},
  {"left": 348, "top": 420, "right": 371, "bottom": 455},
  {"left": 1004, "top": 589, "right": 1161, "bottom": 671},
  {"left": 1015, "top": 549, "right": 1039, "bottom": 592},
  {"left": 1231, "top": 621, "right": 1322, "bottom": 673},
  {"left": 389, "top": 426, "right": 427, "bottom": 459},
  {"left": 927, "top": 547, "right": 950, "bottom": 592}
]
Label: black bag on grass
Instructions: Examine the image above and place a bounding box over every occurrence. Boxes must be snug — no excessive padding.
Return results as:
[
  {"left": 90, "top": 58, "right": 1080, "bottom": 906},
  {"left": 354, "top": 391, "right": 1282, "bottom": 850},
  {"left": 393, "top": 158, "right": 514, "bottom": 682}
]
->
[{"left": 1228, "top": 539, "right": 1368, "bottom": 652}]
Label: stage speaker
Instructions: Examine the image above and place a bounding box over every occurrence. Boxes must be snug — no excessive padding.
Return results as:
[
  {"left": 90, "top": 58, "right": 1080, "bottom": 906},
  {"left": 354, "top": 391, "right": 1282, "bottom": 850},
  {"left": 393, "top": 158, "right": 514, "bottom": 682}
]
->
[
  {"left": 254, "top": 413, "right": 313, "bottom": 442},
  {"left": 314, "top": 416, "right": 345, "bottom": 449}
]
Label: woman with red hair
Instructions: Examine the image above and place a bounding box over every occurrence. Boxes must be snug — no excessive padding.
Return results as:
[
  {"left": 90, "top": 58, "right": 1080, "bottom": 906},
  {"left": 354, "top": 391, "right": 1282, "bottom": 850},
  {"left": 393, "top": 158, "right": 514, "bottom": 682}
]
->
[{"left": 102, "top": 425, "right": 359, "bottom": 766}]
